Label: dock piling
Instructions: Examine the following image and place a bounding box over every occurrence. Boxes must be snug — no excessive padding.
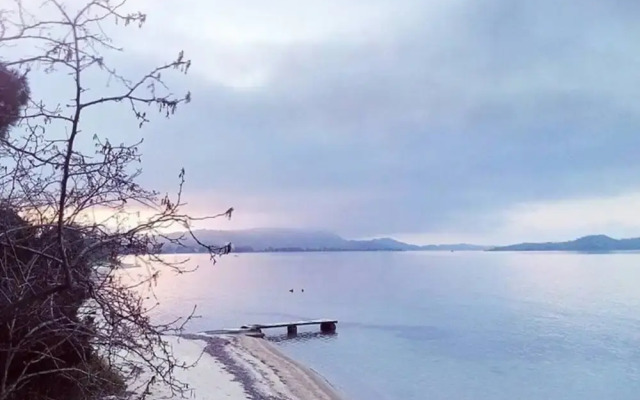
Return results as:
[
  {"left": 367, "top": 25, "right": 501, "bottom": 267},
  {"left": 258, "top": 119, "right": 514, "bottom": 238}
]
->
[
  {"left": 241, "top": 319, "right": 338, "bottom": 336},
  {"left": 320, "top": 321, "right": 337, "bottom": 333}
]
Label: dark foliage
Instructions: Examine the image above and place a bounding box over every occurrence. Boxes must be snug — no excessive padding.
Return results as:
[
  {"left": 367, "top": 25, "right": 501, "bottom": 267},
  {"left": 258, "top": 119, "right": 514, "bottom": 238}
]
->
[
  {"left": 0, "top": 65, "right": 29, "bottom": 138},
  {"left": 0, "top": 208, "right": 105, "bottom": 400}
]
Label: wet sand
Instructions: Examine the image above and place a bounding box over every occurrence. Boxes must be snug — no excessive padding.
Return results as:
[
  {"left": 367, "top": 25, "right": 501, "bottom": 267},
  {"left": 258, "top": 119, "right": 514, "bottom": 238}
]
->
[{"left": 178, "top": 333, "right": 345, "bottom": 400}]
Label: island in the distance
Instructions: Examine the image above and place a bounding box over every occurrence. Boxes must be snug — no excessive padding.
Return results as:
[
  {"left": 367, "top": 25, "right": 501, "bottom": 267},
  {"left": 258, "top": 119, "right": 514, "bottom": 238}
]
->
[
  {"left": 160, "top": 228, "right": 490, "bottom": 254},
  {"left": 489, "top": 234, "right": 640, "bottom": 252}
]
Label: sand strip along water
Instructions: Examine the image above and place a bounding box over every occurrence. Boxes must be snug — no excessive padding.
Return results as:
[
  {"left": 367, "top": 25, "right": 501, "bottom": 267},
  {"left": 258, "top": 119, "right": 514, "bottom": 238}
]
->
[
  {"left": 180, "top": 333, "right": 346, "bottom": 400},
  {"left": 123, "top": 335, "right": 249, "bottom": 400}
]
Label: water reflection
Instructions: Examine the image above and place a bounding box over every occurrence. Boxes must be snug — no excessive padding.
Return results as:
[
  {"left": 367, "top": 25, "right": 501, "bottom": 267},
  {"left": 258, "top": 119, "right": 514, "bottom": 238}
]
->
[
  {"left": 126, "top": 251, "right": 640, "bottom": 400},
  {"left": 267, "top": 331, "right": 338, "bottom": 344}
]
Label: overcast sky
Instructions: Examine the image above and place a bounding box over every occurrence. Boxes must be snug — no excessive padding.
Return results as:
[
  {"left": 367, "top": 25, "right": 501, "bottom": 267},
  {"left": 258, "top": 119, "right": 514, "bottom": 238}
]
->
[{"left": 19, "top": 0, "right": 640, "bottom": 244}]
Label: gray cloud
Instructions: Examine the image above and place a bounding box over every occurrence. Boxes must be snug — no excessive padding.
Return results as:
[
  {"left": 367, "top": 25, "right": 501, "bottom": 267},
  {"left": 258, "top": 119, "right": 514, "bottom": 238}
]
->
[{"left": 20, "top": 0, "right": 640, "bottom": 239}]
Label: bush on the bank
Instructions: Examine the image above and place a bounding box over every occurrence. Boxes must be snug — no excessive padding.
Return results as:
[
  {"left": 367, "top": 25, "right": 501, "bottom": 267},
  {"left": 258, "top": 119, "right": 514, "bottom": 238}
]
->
[{"left": 0, "top": 208, "right": 123, "bottom": 400}]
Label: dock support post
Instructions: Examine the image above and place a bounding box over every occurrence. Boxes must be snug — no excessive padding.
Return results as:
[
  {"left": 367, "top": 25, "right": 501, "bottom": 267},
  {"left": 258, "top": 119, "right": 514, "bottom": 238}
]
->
[
  {"left": 320, "top": 322, "right": 336, "bottom": 333},
  {"left": 246, "top": 327, "right": 264, "bottom": 338},
  {"left": 287, "top": 325, "right": 298, "bottom": 335}
]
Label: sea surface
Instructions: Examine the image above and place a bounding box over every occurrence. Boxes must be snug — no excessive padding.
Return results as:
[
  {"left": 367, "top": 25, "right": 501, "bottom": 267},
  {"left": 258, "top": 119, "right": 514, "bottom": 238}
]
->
[{"left": 137, "top": 251, "right": 640, "bottom": 400}]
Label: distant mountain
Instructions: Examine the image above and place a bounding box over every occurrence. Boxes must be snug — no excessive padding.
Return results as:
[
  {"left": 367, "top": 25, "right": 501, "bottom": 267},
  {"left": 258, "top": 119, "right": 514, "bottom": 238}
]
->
[
  {"left": 347, "top": 237, "right": 421, "bottom": 251},
  {"left": 159, "top": 228, "right": 487, "bottom": 253},
  {"left": 420, "top": 243, "right": 490, "bottom": 251},
  {"left": 189, "top": 228, "right": 347, "bottom": 251},
  {"left": 489, "top": 234, "right": 640, "bottom": 252}
]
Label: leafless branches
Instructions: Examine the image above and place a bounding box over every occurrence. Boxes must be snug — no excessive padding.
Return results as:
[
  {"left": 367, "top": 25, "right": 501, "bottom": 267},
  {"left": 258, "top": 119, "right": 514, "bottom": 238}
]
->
[{"left": 0, "top": 1, "right": 230, "bottom": 399}]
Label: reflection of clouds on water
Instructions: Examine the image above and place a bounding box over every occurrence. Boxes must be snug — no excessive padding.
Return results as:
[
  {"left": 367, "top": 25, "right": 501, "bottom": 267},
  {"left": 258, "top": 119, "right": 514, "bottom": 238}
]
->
[
  {"left": 130, "top": 252, "right": 640, "bottom": 400},
  {"left": 244, "top": 311, "right": 314, "bottom": 321},
  {"left": 343, "top": 322, "right": 448, "bottom": 341}
]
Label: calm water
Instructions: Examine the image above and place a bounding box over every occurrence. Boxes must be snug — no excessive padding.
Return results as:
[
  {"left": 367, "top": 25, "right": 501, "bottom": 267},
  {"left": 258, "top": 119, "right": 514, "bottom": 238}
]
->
[{"left": 137, "top": 251, "right": 640, "bottom": 400}]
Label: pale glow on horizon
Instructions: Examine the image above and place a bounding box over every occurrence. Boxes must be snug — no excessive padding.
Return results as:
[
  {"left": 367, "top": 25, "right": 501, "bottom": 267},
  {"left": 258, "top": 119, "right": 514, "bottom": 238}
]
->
[
  {"left": 501, "top": 192, "right": 640, "bottom": 241},
  {"left": 80, "top": 190, "right": 640, "bottom": 245},
  {"left": 389, "top": 191, "right": 640, "bottom": 246}
]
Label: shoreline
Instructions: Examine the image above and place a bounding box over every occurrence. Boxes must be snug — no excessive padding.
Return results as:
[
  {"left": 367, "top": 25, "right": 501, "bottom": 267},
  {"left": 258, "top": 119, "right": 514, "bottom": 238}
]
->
[
  {"left": 144, "top": 333, "right": 345, "bottom": 400},
  {"left": 234, "top": 334, "right": 343, "bottom": 400}
]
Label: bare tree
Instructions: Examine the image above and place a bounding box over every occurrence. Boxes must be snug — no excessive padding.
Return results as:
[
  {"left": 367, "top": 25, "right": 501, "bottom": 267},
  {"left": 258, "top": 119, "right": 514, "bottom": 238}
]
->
[{"left": 0, "top": 1, "right": 231, "bottom": 399}]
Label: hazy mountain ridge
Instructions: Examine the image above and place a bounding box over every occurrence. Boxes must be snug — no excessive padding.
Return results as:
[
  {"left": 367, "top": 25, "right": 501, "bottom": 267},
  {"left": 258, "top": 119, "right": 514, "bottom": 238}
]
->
[
  {"left": 160, "top": 228, "right": 489, "bottom": 253},
  {"left": 489, "top": 234, "right": 640, "bottom": 252}
]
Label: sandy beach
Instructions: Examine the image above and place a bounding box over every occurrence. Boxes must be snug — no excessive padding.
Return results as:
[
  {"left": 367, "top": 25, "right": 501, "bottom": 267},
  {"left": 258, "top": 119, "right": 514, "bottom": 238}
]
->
[{"left": 134, "top": 333, "right": 345, "bottom": 400}]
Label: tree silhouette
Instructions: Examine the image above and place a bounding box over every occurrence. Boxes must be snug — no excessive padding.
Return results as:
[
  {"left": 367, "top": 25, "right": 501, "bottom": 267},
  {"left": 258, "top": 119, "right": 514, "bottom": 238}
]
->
[
  {"left": 0, "top": 64, "right": 29, "bottom": 138},
  {"left": 0, "top": 1, "right": 231, "bottom": 399}
]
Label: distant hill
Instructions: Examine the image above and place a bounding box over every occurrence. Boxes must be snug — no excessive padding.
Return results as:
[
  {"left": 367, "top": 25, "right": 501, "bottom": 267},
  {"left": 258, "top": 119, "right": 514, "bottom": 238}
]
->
[
  {"left": 346, "top": 237, "right": 420, "bottom": 251},
  {"left": 420, "top": 243, "right": 490, "bottom": 251},
  {"left": 159, "top": 228, "right": 487, "bottom": 253},
  {"left": 489, "top": 234, "right": 640, "bottom": 252}
]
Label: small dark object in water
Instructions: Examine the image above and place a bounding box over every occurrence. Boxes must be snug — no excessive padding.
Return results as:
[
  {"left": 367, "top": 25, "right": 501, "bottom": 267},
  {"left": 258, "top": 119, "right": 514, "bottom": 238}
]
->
[
  {"left": 301, "top": 288, "right": 304, "bottom": 293},
  {"left": 289, "top": 289, "right": 294, "bottom": 293}
]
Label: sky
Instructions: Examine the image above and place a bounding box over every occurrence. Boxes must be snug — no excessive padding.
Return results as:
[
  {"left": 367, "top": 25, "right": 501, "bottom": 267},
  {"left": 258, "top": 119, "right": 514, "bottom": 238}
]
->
[{"left": 9, "top": 0, "right": 640, "bottom": 245}]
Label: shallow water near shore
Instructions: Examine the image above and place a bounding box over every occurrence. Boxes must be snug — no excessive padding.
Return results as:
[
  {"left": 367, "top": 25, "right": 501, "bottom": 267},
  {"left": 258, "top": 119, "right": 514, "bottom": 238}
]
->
[{"left": 137, "top": 251, "right": 640, "bottom": 400}]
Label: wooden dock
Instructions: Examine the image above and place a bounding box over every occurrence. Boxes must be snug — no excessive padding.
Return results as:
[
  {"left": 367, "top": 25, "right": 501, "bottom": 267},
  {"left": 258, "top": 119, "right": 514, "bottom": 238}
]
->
[{"left": 241, "top": 319, "right": 338, "bottom": 336}]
